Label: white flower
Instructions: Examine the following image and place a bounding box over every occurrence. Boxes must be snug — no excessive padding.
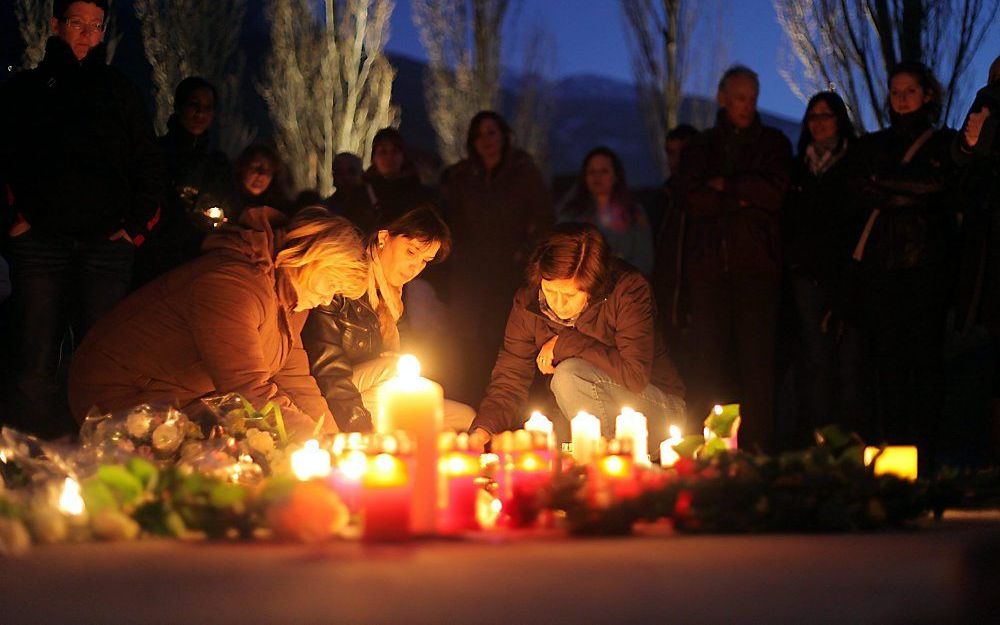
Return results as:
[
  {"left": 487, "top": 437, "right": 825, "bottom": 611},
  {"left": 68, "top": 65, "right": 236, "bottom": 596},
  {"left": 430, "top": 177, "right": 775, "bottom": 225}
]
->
[
  {"left": 245, "top": 428, "right": 275, "bottom": 454},
  {"left": 126, "top": 411, "right": 154, "bottom": 439}
]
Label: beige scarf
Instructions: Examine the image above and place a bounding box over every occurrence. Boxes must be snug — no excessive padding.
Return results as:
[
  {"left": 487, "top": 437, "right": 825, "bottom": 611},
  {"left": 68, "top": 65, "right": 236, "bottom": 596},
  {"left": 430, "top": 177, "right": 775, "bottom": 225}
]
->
[{"left": 367, "top": 243, "right": 403, "bottom": 351}]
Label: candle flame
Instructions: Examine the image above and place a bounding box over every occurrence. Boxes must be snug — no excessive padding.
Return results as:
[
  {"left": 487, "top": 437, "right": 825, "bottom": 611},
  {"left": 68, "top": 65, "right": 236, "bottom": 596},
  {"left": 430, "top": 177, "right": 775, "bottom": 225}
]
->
[
  {"left": 58, "top": 477, "right": 85, "bottom": 516},
  {"left": 669, "top": 425, "right": 682, "bottom": 439},
  {"left": 372, "top": 453, "right": 396, "bottom": 474},
  {"left": 206, "top": 206, "right": 224, "bottom": 220},
  {"left": 713, "top": 404, "right": 723, "bottom": 415},
  {"left": 291, "top": 439, "right": 332, "bottom": 480},
  {"left": 0, "top": 450, "right": 6, "bottom": 463},
  {"left": 340, "top": 450, "right": 368, "bottom": 480},
  {"left": 397, "top": 354, "right": 420, "bottom": 380}
]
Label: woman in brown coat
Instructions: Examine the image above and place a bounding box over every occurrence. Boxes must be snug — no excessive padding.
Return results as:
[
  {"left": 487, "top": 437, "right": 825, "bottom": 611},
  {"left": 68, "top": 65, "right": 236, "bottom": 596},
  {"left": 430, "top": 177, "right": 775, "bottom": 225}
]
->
[
  {"left": 68, "top": 207, "right": 368, "bottom": 437},
  {"left": 469, "top": 223, "right": 685, "bottom": 452}
]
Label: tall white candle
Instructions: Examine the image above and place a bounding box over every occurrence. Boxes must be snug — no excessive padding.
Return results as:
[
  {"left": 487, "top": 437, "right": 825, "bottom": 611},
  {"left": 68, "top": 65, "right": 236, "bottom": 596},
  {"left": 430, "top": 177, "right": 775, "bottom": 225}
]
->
[
  {"left": 615, "top": 407, "right": 650, "bottom": 466},
  {"left": 571, "top": 411, "right": 601, "bottom": 464},
  {"left": 659, "top": 425, "right": 682, "bottom": 467},
  {"left": 376, "top": 355, "right": 443, "bottom": 535}
]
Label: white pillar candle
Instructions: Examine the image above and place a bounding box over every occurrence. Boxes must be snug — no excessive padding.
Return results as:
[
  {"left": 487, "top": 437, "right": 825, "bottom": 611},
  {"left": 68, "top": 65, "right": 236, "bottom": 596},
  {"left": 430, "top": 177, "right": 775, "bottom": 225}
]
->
[
  {"left": 524, "top": 411, "right": 554, "bottom": 448},
  {"left": 659, "top": 425, "right": 682, "bottom": 467},
  {"left": 377, "top": 355, "right": 443, "bottom": 535},
  {"left": 571, "top": 411, "right": 601, "bottom": 464},
  {"left": 615, "top": 407, "right": 650, "bottom": 466}
]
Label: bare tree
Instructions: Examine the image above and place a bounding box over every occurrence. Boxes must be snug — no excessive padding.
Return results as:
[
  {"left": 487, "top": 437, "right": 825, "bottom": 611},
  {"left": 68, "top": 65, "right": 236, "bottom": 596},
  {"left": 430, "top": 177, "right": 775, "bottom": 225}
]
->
[
  {"left": 412, "top": 0, "right": 511, "bottom": 165},
  {"left": 134, "top": 0, "right": 254, "bottom": 157},
  {"left": 774, "top": 0, "right": 1000, "bottom": 130},
  {"left": 621, "top": 0, "right": 726, "bottom": 177},
  {"left": 260, "top": 0, "right": 399, "bottom": 196},
  {"left": 510, "top": 23, "right": 557, "bottom": 174},
  {"left": 15, "top": 0, "right": 121, "bottom": 70}
]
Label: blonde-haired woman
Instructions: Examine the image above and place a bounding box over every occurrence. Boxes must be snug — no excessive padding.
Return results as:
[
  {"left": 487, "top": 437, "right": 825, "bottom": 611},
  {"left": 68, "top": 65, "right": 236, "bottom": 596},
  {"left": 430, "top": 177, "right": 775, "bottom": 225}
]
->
[{"left": 69, "top": 207, "right": 368, "bottom": 438}]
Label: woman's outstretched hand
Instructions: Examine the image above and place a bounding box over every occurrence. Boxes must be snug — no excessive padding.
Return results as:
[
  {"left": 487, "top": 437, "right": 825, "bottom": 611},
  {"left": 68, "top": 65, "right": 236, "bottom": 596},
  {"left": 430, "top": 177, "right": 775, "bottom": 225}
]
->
[
  {"left": 536, "top": 335, "right": 558, "bottom": 375},
  {"left": 469, "top": 428, "right": 491, "bottom": 452}
]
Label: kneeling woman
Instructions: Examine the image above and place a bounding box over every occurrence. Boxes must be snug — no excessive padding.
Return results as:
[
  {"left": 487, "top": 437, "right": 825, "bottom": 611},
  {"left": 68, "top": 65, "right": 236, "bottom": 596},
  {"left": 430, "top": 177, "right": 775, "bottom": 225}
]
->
[
  {"left": 302, "top": 205, "right": 475, "bottom": 432},
  {"left": 470, "top": 222, "right": 685, "bottom": 451},
  {"left": 69, "top": 207, "right": 368, "bottom": 438}
]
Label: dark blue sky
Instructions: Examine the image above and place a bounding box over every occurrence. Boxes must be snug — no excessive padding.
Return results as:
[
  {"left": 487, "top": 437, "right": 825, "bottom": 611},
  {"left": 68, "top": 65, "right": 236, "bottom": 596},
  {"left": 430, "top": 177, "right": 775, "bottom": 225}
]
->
[{"left": 387, "top": 0, "right": 1000, "bottom": 121}]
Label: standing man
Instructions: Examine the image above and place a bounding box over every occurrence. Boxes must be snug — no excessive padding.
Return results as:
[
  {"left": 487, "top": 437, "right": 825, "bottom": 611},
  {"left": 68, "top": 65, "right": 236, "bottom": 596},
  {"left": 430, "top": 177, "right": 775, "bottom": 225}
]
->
[
  {"left": 675, "top": 66, "right": 792, "bottom": 452},
  {"left": 1, "top": 0, "right": 166, "bottom": 437}
]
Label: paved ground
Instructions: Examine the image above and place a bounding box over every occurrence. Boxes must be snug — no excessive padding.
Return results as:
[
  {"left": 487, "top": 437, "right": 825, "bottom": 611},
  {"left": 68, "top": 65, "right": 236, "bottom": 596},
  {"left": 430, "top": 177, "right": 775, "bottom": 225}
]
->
[{"left": 2, "top": 512, "right": 998, "bottom": 624}]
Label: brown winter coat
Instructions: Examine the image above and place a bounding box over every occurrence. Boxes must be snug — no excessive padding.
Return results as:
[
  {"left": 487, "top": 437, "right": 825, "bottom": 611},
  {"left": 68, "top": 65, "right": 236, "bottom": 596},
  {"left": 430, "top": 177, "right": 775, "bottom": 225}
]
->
[
  {"left": 675, "top": 111, "right": 793, "bottom": 281},
  {"left": 471, "top": 261, "right": 685, "bottom": 434},
  {"left": 68, "top": 208, "right": 333, "bottom": 437}
]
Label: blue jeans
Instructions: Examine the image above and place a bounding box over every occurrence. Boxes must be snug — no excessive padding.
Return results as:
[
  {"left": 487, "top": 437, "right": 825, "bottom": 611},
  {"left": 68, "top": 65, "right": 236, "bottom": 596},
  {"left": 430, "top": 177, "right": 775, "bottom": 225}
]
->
[
  {"left": 549, "top": 357, "right": 686, "bottom": 453},
  {"left": 6, "top": 228, "right": 134, "bottom": 436}
]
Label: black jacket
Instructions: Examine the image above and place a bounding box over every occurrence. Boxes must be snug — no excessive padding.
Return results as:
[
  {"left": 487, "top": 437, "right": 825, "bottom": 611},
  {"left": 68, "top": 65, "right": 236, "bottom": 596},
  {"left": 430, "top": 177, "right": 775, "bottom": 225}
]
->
[
  {"left": 850, "top": 118, "right": 957, "bottom": 271},
  {"left": 784, "top": 145, "right": 861, "bottom": 286},
  {"left": 0, "top": 38, "right": 166, "bottom": 244},
  {"left": 301, "top": 295, "right": 385, "bottom": 432},
  {"left": 674, "top": 111, "right": 793, "bottom": 281}
]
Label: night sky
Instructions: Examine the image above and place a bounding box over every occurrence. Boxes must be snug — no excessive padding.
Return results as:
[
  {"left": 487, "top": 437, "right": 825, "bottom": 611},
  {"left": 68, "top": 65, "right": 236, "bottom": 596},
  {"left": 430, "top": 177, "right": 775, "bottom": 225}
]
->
[{"left": 387, "top": 0, "right": 1000, "bottom": 121}]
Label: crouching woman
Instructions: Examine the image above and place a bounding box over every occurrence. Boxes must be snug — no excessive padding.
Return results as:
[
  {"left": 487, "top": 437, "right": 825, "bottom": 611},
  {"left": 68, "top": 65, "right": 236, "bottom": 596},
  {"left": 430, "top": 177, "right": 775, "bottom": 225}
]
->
[
  {"left": 69, "top": 207, "right": 369, "bottom": 438},
  {"left": 302, "top": 205, "right": 475, "bottom": 432},
  {"left": 469, "top": 222, "right": 685, "bottom": 451}
]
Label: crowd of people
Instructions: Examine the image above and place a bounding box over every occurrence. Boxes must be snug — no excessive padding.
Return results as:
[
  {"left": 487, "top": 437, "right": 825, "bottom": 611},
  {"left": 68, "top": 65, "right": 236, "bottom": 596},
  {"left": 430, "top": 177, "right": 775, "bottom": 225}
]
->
[{"left": 2, "top": 1, "right": 999, "bottom": 470}]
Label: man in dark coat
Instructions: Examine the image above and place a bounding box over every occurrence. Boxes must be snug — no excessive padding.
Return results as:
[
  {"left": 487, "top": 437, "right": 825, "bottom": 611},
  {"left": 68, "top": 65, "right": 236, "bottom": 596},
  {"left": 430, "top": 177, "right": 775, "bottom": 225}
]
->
[
  {"left": 674, "top": 65, "right": 793, "bottom": 452},
  {"left": 0, "top": 0, "right": 167, "bottom": 437}
]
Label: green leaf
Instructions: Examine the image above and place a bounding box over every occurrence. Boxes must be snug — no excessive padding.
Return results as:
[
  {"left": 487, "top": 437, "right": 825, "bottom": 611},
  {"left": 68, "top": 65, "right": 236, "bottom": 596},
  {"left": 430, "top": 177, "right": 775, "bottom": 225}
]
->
[
  {"left": 81, "top": 479, "right": 118, "bottom": 514},
  {"left": 127, "top": 457, "right": 159, "bottom": 490},
  {"left": 701, "top": 437, "right": 729, "bottom": 459},
  {"left": 674, "top": 435, "right": 705, "bottom": 459},
  {"left": 704, "top": 404, "right": 740, "bottom": 438},
  {"left": 815, "top": 424, "right": 851, "bottom": 450},
  {"left": 97, "top": 465, "right": 144, "bottom": 505},
  {"left": 209, "top": 482, "right": 246, "bottom": 509}
]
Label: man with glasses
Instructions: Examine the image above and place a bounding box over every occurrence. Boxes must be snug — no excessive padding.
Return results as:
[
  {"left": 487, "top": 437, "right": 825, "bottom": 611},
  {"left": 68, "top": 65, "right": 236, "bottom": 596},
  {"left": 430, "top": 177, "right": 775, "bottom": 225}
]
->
[{"left": 0, "top": 0, "right": 166, "bottom": 438}]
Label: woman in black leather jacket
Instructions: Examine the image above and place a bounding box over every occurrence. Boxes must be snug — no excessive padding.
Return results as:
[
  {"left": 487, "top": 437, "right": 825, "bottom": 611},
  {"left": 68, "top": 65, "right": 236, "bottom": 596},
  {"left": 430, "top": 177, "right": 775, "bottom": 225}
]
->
[
  {"left": 850, "top": 62, "right": 957, "bottom": 470},
  {"left": 301, "top": 204, "right": 474, "bottom": 431}
]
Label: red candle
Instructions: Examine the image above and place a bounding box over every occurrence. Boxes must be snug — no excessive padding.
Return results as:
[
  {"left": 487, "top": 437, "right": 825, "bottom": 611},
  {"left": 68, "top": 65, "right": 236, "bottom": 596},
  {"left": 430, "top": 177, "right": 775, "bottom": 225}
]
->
[
  {"left": 438, "top": 451, "right": 481, "bottom": 534},
  {"left": 361, "top": 453, "right": 411, "bottom": 542},
  {"left": 327, "top": 449, "right": 367, "bottom": 514}
]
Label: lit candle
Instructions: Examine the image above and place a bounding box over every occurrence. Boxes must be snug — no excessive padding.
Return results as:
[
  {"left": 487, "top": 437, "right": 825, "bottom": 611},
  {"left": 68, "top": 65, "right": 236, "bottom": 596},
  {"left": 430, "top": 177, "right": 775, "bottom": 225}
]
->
[
  {"left": 58, "top": 477, "right": 85, "bottom": 516},
  {"left": 864, "top": 446, "right": 918, "bottom": 481},
  {"left": 524, "top": 411, "right": 554, "bottom": 447},
  {"left": 376, "top": 355, "right": 443, "bottom": 535},
  {"left": 571, "top": 411, "right": 601, "bottom": 464},
  {"left": 438, "top": 434, "right": 481, "bottom": 535},
  {"left": 290, "top": 439, "right": 332, "bottom": 480},
  {"left": 204, "top": 206, "right": 227, "bottom": 228},
  {"left": 659, "top": 425, "right": 683, "bottom": 467},
  {"left": 615, "top": 407, "right": 650, "bottom": 466},
  {"left": 328, "top": 449, "right": 368, "bottom": 513},
  {"left": 362, "top": 452, "right": 412, "bottom": 541}
]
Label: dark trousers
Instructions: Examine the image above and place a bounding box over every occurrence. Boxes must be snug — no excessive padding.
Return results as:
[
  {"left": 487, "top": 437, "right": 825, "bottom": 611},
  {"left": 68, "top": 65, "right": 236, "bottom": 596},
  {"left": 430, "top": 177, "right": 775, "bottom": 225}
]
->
[
  {"left": 791, "top": 276, "right": 867, "bottom": 444},
  {"left": 862, "top": 266, "right": 947, "bottom": 471},
  {"left": 688, "top": 275, "right": 779, "bottom": 452},
  {"left": 5, "top": 229, "right": 133, "bottom": 437}
]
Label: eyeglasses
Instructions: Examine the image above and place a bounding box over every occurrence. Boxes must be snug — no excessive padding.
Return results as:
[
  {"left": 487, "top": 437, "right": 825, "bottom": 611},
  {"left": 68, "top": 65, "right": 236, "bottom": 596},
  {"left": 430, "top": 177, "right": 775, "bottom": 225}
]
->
[
  {"left": 806, "top": 112, "right": 836, "bottom": 122},
  {"left": 62, "top": 17, "right": 106, "bottom": 34}
]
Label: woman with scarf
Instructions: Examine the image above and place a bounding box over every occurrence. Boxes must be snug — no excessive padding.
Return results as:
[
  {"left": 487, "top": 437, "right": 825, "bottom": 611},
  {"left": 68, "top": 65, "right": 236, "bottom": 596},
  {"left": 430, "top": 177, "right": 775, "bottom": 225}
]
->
[
  {"left": 468, "top": 222, "right": 685, "bottom": 453},
  {"left": 302, "top": 205, "right": 475, "bottom": 432},
  {"left": 849, "top": 62, "right": 957, "bottom": 471},
  {"left": 557, "top": 146, "right": 654, "bottom": 276},
  {"left": 784, "top": 91, "right": 865, "bottom": 444}
]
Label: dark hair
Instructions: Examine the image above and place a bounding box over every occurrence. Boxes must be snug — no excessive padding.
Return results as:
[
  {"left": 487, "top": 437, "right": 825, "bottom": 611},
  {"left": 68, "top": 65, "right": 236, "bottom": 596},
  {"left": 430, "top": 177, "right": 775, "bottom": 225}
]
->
[
  {"left": 379, "top": 204, "right": 452, "bottom": 264},
  {"left": 666, "top": 124, "right": 699, "bottom": 142},
  {"left": 797, "top": 91, "right": 857, "bottom": 155},
  {"left": 372, "top": 127, "right": 405, "bottom": 153},
  {"left": 566, "top": 146, "right": 635, "bottom": 220},
  {"left": 527, "top": 222, "right": 611, "bottom": 295},
  {"left": 990, "top": 54, "right": 1000, "bottom": 86},
  {"left": 54, "top": 0, "right": 108, "bottom": 19},
  {"left": 718, "top": 65, "right": 760, "bottom": 94},
  {"left": 235, "top": 143, "right": 287, "bottom": 199},
  {"left": 886, "top": 61, "right": 943, "bottom": 124},
  {"left": 173, "top": 76, "right": 217, "bottom": 114},
  {"left": 465, "top": 110, "right": 512, "bottom": 161}
]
